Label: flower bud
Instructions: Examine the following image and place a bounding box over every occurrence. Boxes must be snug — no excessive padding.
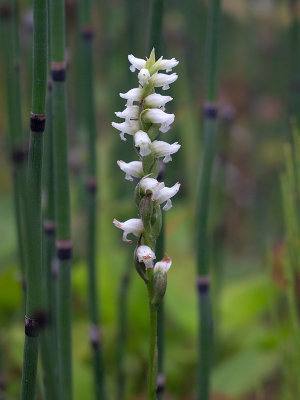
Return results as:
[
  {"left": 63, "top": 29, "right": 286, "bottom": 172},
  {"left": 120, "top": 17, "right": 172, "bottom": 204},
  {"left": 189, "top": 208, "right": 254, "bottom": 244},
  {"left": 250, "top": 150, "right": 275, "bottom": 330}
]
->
[
  {"left": 134, "top": 252, "right": 148, "bottom": 283},
  {"left": 152, "top": 268, "right": 167, "bottom": 307}
]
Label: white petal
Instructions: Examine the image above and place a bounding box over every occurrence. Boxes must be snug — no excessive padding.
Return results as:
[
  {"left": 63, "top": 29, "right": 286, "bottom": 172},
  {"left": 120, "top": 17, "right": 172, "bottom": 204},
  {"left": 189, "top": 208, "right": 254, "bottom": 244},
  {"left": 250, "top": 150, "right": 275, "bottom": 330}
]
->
[
  {"left": 144, "top": 93, "right": 173, "bottom": 108},
  {"left": 151, "top": 141, "right": 181, "bottom": 162},
  {"left": 138, "top": 68, "right": 151, "bottom": 86},
  {"left": 143, "top": 109, "right": 175, "bottom": 133},
  {"left": 150, "top": 73, "right": 178, "bottom": 88},
  {"left": 152, "top": 57, "right": 179, "bottom": 73},
  {"left": 112, "top": 120, "right": 139, "bottom": 140},
  {"left": 115, "top": 106, "right": 139, "bottom": 120},
  {"left": 152, "top": 182, "right": 180, "bottom": 209},
  {"left": 128, "top": 54, "right": 146, "bottom": 71},
  {"left": 134, "top": 131, "right": 152, "bottom": 157},
  {"left": 139, "top": 177, "right": 164, "bottom": 195},
  {"left": 117, "top": 160, "right": 143, "bottom": 180},
  {"left": 120, "top": 88, "right": 143, "bottom": 106},
  {"left": 136, "top": 245, "right": 156, "bottom": 269},
  {"left": 154, "top": 255, "right": 172, "bottom": 273},
  {"left": 113, "top": 218, "right": 144, "bottom": 243}
]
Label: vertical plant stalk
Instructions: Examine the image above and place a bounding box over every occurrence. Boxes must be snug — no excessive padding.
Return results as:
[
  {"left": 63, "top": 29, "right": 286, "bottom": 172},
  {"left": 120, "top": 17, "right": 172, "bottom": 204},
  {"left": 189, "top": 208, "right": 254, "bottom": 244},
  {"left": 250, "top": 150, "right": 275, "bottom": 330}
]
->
[
  {"left": 39, "top": 80, "right": 59, "bottom": 400},
  {"left": 19, "top": 0, "right": 48, "bottom": 398},
  {"left": 148, "top": 2, "right": 165, "bottom": 397},
  {"left": 195, "top": 0, "right": 221, "bottom": 399},
  {"left": 78, "top": 1, "right": 105, "bottom": 398},
  {"left": 0, "top": 0, "right": 27, "bottom": 293},
  {"left": 116, "top": 254, "right": 132, "bottom": 400},
  {"left": 49, "top": 0, "right": 72, "bottom": 398}
]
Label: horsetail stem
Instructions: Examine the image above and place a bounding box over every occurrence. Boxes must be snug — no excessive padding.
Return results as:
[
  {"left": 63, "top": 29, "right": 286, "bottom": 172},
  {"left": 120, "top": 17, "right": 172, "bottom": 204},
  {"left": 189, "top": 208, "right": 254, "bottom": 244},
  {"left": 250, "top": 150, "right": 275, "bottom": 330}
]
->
[
  {"left": 19, "top": 0, "right": 48, "bottom": 398},
  {"left": 49, "top": 0, "right": 73, "bottom": 398},
  {"left": 77, "top": 0, "right": 105, "bottom": 397},
  {"left": 195, "top": 0, "right": 221, "bottom": 399},
  {"left": 0, "top": 0, "right": 27, "bottom": 294}
]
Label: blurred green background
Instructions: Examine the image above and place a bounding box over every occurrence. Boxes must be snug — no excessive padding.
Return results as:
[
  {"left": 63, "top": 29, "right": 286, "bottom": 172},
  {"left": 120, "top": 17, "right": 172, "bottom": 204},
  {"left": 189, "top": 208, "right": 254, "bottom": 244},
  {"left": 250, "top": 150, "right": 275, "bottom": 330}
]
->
[{"left": 0, "top": 0, "right": 298, "bottom": 399}]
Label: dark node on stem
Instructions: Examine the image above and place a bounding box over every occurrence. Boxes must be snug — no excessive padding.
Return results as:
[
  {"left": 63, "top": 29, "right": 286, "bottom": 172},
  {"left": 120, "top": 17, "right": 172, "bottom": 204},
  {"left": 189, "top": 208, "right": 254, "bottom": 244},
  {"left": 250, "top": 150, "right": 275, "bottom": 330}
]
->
[
  {"left": 204, "top": 102, "right": 218, "bottom": 119},
  {"left": 290, "top": 79, "right": 300, "bottom": 92},
  {"left": 25, "top": 315, "right": 39, "bottom": 337},
  {"left": 89, "top": 324, "right": 101, "bottom": 348},
  {"left": 44, "top": 220, "right": 56, "bottom": 235},
  {"left": 122, "top": 273, "right": 130, "bottom": 286},
  {"left": 0, "top": 3, "right": 12, "bottom": 19},
  {"left": 85, "top": 176, "right": 97, "bottom": 194},
  {"left": 156, "top": 374, "right": 165, "bottom": 394},
  {"left": 81, "top": 25, "right": 94, "bottom": 40},
  {"left": 51, "top": 61, "right": 67, "bottom": 82},
  {"left": 197, "top": 275, "right": 210, "bottom": 294},
  {"left": 56, "top": 239, "right": 72, "bottom": 260},
  {"left": 11, "top": 146, "right": 27, "bottom": 165},
  {"left": 30, "top": 112, "right": 46, "bottom": 133},
  {"left": 157, "top": 161, "right": 165, "bottom": 182}
]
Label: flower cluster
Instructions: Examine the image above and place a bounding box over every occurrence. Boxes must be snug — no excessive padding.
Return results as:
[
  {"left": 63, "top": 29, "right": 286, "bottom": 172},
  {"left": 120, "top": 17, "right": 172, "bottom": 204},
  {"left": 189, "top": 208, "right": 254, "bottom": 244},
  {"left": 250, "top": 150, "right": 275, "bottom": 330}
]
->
[{"left": 112, "top": 50, "right": 180, "bottom": 300}]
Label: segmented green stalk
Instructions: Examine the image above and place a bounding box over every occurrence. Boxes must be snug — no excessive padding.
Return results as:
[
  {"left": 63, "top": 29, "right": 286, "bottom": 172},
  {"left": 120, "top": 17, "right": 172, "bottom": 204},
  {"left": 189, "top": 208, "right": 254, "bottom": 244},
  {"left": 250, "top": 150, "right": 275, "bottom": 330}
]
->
[
  {"left": 49, "top": 0, "right": 72, "bottom": 398},
  {"left": 78, "top": 1, "right": 105, "bottom": 396},
  {"left": 195, "top": 0, "right": 221, "bottom": 399},
  {"left": 19, "top": 0, "right": 48, "bottom": 398},
  {"left": 0, "top": 0, "right": 26, "bottom": 293}
]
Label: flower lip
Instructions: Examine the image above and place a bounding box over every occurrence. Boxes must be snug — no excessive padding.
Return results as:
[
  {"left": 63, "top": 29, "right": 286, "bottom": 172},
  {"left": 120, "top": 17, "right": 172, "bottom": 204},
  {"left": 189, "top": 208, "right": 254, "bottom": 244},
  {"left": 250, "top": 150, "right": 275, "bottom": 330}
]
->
[
  {"left": 117, "top": 160, "right": 143, "bottom": 181},
  {"left": 128, "top": 54, "right": 146, "bottom": 72},
  {"left": 154, "top": 254, "right": 172, "bottom": 273},
  {"left": 113, "top": 218, "right": 144, "bottom": 243},
  {"left": 138, "top": 68, "right": 151, "bottom": 85},
  {"left": 136, "top": 245, "right": 156, "bottom": 269}
]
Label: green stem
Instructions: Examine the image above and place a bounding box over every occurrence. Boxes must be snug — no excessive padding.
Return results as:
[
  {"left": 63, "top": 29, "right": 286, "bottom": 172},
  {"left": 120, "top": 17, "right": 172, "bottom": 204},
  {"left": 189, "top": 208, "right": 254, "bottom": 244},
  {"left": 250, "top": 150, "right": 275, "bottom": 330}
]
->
[
  {"left": 49, "top": 0, "right": 72, "bottom": 398},
  {"left": 147, "top": 269, "right": 158, "bottom": 400},
  {"left": 19, "top": 0, "right": 48, "bottom": 398},
  {"left": 116, "top": 254, "right": 132, "bottom": 400},
  {"left": 196, "top": 0, "right": 221, "bottom": 399},
  {"left": 77, "top": 1, "right": 105, "bottom": 397},
  {"left": 0, "top": 0, "right": 26, "bottom": 294}
]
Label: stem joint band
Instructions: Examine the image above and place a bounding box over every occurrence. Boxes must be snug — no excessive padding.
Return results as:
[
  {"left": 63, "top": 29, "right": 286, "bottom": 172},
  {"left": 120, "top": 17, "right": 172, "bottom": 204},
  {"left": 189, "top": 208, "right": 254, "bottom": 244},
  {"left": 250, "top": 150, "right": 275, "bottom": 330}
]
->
[
  {"left": 204, "top": 103, "right": 218, "bottom": 119},
  {"left": 197, "top": 276, "right": 210, "bottom": 293},
  {"left": 56, "top": 239, "right": 72, "bottom": 260},
  {"left": 156, "top": 374, "right": 165, "bottom": 394},
  {"left": 81, "top": 26, "right": 94, "bottom": 40},
  {"left": 51, "top": 61, "right": 67, "bottom": 82},
  {"left": 30, "top": 112, "right": 46, "bottom": 133}
]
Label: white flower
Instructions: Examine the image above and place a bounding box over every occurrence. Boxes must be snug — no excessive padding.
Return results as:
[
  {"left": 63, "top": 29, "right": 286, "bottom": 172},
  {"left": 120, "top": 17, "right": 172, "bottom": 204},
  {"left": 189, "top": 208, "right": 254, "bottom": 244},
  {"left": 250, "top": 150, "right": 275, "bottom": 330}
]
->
[
  {"left": 134, "top": 131, "right": 152, "bottom": 157},
  {"left": 152, "top": 182, "right": 181, "bottom": 211},
  {"left": 150, "top": 72, "right": 178, "bottom": 90},
  {"left": 120, "top": 88, "right": 143, "bottom": 106},
  {"left": 143, "top": 108, "right": 175, "bottom": 133},
  {"left": 154, "top": 254, "right": 172, "bottom": 273},
  {"left": 113, "top": 218, "right": 144, "bottom": 243},
  {"left": 151, "top": 141, "right": 181, "bottom": 163},
  {"left": 128, "top": 54, "right": 146, "bottom": 72},
  {"left": 138, "top": 68, "right": 151, "bottom": 86},
  {"left": 144, "top": 93, "right": 173, "bottom": 109},
  {"left": 112, "top": 119, "right": 139, "bottom": 141},
  {"left": 136, "top": 245, "right": 156, "bottom": 269},
  {"left": 139, "top": 177, "right": 164, "bottom": 195},
  {"left": 117, "top": 160, "right": 143, "bottom": 181},
  {"left": 115, "top": 105, "right": 139, "bottom": 121},
  {"left": 152, "top": 57, "right": 179, "bottom": 73}
]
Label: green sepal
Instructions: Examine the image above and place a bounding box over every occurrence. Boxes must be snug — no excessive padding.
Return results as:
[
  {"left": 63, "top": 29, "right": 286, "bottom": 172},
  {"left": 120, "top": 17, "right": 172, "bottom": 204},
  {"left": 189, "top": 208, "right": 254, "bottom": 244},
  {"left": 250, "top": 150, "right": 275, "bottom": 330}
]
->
[
  {"left": 145, "top": 48, "right": 156, "bottom": 70},
  {"left": 152, "top": 269, "right": 167, "bottom": 307},
  {"left": 142, "top": 154, "right": 159, "bottom": 178},
  {"left": 140, "top": 193, "right": 153, "bottom": 227},
  {"left": 134, "top": 251, "right": 148, "bottom": 283},
  {"left": 147, "top": 123, "right": 160, "bottom": 141},
  {"left": 151, "top": 205, "right": 162, "bottom": 240}
]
